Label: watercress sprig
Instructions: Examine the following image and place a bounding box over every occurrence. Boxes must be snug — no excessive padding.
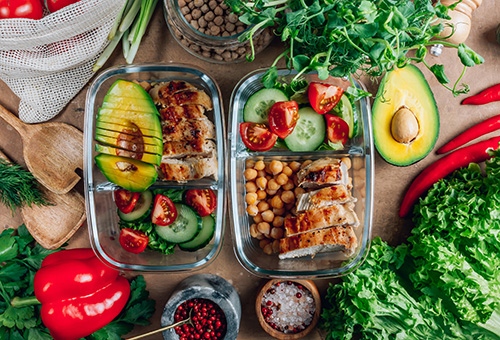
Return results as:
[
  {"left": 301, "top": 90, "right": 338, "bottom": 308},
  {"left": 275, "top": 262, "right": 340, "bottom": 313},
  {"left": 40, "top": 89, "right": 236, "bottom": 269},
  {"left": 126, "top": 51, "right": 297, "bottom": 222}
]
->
[{"left": 227, "top": 0, "right": 484, "bottom": 96}]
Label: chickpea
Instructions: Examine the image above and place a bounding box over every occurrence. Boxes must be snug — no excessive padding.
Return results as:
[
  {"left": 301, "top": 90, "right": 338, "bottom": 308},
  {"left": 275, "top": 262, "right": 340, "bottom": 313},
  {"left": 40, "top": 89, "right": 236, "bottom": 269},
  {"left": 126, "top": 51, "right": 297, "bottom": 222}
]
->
[
  {"left": 281, "top": 190, "right": 295, "bottom": 204},
  {"left": 257, "top": 201, "right": 270, "bottom": 212},
  {"left": 257, "top": 222, "right": 271, "bottom": 235},
  {"left": 245, "top": 192, "right": 258, "bottom": 205},
  {"left": 246, "top": 205, "right": 258, "bottom": 216},
  {"left": 266, "top": 188, "right": 277, "bottom": 196},
  {"left": 270, "top": 195, "right": 284, "bottom": 209},
  {"left": 294, "top": 187, "right": 305, "bottom": 197},
  {"left": 276, "top": 173, "right": 288, "bottom": 186},
  {"left": 284, "top": 203, "right": 294, "bottom": 212},
  {"left": 272, "top": 239, "right": 280, "bottom": 253},
  {"left": 282, "top": 166, "right": 293, "bottom": 177},
  {"left": 301, "top": 159, "right": 313, "bottom": 169},
  {"left": 289, "top": 161, "right": 301, "bottom": 172},
  {"left": 272, "top": 216, "right": 285, "bottom": 227},
  {"left": 253, "top": 213, "right": 263, "bottom": 224},
  {"left": 244, "top": 168, "right": 258, "bottom": 181},
  {"left": 261, "top": 210, "right": 274, "bottom": 223},
  {"left": 246, "top": 159, "right": 256, "bottom": 168},
  {"left": 259, "top": 238, "right": 271, "bottom": 249},
  {"left": 268, "top": 178, "right": 280, "bottom": 191},
  {"left": 257, "top": 170, "right": 267, "bottom": 178},
  {"left": 263, "top": 243, "right": 274, "bottom": 255},
  {"left": 256, "top": 177, "right": 267, "bottom": 190},
  {"left": 282, "top": 179, "right": 294, "bottom": 191},
  {"left": 256, "top": 189, "right": 267, "bottom": 200},
  {"left": 270, "top": 227, "right": 284, "bottom": 239},
  {"left": 341, "top": 157, "right": 352, "bottom": 170},
  {"left": 254, "top": 160, "right": 265, "bottom": 170},
  {"left": 245, "top": 181, "right": 257, "bottom": 193},
  {"left": 269, "top": 160, "right": 283, "bottom": 175},
  {"left": 256, "top": 233, "right": 265, "bottom": 240},
  {"left": 250, "top": 223, "right": 260, "bottom": 238},
  {"left": 272, "top": 207, "right": 286, "bottom": 216}
]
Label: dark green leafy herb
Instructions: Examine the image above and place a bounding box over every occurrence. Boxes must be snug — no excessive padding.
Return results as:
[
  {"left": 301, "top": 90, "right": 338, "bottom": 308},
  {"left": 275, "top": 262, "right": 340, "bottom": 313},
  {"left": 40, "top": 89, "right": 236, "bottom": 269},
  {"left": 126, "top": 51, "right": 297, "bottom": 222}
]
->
[
  {"left": 227, "top": 0, "right": 484, "bottom": 96},
  {"left": 0, "top": 225, "right": 155, "bottom": 340},
  {"left": 0, "top": 159, "right": 51, "bottom": 214}
]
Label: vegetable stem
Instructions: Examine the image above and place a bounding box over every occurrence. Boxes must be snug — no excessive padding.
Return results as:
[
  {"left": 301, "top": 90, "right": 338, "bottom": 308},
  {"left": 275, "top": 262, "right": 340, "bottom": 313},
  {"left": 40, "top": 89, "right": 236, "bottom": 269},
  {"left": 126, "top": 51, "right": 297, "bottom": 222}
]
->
[{"left": 11, "top": 296, "right": 41, "bottom": 308}]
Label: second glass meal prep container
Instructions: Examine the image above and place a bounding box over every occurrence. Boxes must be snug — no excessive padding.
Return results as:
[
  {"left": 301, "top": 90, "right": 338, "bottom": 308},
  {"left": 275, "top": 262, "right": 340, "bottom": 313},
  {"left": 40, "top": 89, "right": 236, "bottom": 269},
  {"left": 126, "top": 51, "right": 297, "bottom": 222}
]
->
[
  {"left": 228, "top": 68, "right": 374, "bottom": 279},
  {"left": 84, "top": 63, "right": 226, "bottom": 272}
]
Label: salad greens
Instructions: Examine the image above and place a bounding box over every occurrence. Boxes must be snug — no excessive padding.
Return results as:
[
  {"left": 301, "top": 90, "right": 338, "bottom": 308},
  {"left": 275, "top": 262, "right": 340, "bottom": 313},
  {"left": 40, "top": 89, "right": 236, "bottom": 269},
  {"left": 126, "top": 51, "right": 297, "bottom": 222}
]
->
[
  {"left": 321, "top": 150, "right": 500, "bottom": 339},
  {"left": 227, "top": 0, "right": 484, "bottom": 96},
  {"left": 0, "top": 225, "right": 155, "bottom": 340}
]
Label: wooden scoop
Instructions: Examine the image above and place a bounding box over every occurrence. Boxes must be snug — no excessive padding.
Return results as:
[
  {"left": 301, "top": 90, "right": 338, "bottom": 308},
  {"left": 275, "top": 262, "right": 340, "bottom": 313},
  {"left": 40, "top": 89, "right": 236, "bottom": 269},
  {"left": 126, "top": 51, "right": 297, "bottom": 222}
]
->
[
  {"left": 0, "top": 150, "right": 86, "bottom": 249},
  {"left": 0, "top": 104, "right": 83, "bottom": 195}
]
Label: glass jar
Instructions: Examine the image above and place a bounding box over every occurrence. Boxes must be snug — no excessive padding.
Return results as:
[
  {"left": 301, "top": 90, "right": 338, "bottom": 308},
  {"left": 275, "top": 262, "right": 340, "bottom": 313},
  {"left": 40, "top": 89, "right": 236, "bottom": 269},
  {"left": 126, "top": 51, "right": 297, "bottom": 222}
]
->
[{"left": 163, "top": 0, "right": 274, "bottom": 63}]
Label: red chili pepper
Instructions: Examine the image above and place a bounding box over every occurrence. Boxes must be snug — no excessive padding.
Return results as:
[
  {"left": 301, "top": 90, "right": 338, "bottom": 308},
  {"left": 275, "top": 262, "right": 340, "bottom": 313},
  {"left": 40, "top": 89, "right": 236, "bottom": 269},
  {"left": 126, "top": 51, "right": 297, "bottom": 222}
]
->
[
  {"left": 437, "top": 114, "right": 500, "bottom": 154},
  {"left": 462, "top": 83, "right": 500, "bottom": 105},
  {"left": 400, "top": 136, "right": 500, "bottom": 217},
  {"left": 34, "top": 249, "right": 130, "bottom": 340}
]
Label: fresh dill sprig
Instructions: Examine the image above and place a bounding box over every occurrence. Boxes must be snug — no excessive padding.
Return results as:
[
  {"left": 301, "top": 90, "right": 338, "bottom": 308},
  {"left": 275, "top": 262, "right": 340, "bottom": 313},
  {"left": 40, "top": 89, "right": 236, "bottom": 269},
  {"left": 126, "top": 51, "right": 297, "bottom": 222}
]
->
[{"left": 0, "top": 159, "right": 51, "bottom": 214}]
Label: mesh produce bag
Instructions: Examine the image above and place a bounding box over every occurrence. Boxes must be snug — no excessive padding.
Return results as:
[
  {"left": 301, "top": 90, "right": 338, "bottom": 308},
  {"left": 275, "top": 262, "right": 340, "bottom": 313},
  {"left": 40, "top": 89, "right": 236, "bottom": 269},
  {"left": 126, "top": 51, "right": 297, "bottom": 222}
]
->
[{"left": 0, "top": 0, "right": 127, "bottom": 123}]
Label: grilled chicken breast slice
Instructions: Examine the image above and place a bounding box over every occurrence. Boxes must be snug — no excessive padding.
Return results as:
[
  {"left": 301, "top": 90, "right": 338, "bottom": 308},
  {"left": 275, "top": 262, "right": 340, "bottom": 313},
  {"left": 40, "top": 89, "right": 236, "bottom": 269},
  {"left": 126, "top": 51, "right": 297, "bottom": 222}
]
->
[
  {"left": 150, "top": 83, "right": 213, "bottom": 111},
  {"left": 162, "top": 139, "right": 215, "bottom": 159},
  {"left": 297, "top": 158, "right": 349, "bottom": 189},
  {"left": 284, "top": 203, "right": 359, "bottom": 237},
  {"left": 162, "top": 118, "right": 215, "bottom": 142},
  {"left": 158, "top": 104, "right": 206, "bottom": 123},
  {"left": 160, "top": 152, "right": 217, "bottom": 181},
  {"left": 295, "top": 185, "right": 356, "bottom": 213},
  {"left": 149, "top": 80, "right": 197, "bottom": 99},
  {"left": 279, "top": 225, "right": 358, "bottom": 259}
]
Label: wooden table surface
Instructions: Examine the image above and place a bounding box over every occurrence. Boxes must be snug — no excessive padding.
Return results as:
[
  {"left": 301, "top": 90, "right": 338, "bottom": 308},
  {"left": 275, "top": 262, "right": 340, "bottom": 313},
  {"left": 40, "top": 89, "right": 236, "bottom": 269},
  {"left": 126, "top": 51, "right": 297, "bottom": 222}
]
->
[{"left": 1, "top": 2, "right": 500, "bottom": 339}]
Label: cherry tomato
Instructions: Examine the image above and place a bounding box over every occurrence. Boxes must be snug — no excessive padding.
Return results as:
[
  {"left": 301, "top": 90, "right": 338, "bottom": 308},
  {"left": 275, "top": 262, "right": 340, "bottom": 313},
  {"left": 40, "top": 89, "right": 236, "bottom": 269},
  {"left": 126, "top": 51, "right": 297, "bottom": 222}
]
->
[
  {"left": 268, "top": 101, "right": 299, "bottom": 139},
  {"left": 308, "top": 82, "right": 344, "bottom": 115},
  {"left": 119, "top": 228, "right": 148, "bottom": 254},
  {"left": 0, "top": 0, "right": 44, "bottom": 19},
  {"left": 185, "top": 189, "right": 217, "bottom": 217},
  {"left": 114, "top": 189, "right": 140, "bottom": 214},
  {"left": 45, "top": 0, "right": 79, "bottom": 12},
  {"left": 151, "top": 194, "right": 177, "bottom": 226},
  {"left": 240, "top": 122, "right": 278, "bottom": 152},
  {"left": 325, "top": 114, "right": 349, "bottom": 145}
]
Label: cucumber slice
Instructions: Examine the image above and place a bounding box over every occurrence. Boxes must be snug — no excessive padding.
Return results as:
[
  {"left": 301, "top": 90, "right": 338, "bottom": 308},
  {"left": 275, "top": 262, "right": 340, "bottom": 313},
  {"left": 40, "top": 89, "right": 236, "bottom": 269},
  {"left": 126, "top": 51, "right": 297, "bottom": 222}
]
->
[
  {"left": 243, "top": 88, "right": 288, "bottom": 124},
  {"left": 284, "top": 107, "right": 326, "bottom": 151},
  {"left": 179, "top": 215, "right": 215, "bottom": 252},
  {"left": 155, "top": 203, "right": 202, "bottom": 244},
  {"left": 331, "top": 94, "right": 354, "bottom": 138},
  {"left": 118, "top": 190, "right": 153, "bottom": 222}
]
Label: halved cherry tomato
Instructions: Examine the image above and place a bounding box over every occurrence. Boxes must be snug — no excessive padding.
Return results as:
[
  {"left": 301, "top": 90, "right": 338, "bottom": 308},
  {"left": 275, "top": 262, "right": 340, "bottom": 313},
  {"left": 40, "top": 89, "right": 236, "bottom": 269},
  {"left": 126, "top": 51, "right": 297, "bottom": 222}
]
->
[
  {"left": 268, "top": 101, "right": 299, "bottom": 139},
  {"left": 45, "top": 0, "right": 79, "bottom": 13},
  {"left": 185, "top": 189, "right": 217, "bottom": 217},
  {"left": 240, "top": 122, "right": 278, "bottom": 152},
  {"left": 325, "top": 114, "right": 349, "bottom": 145},
  {"left": 152, "top": 194, "right": 177, "bottom": 226},
  {"left": 308, "top": 82, "right": 344, "bottom": 115},
  {"left": 0, "top": 0, "right": 44, "bottom": 19},
  {"left": 114, "top": 189, "right": 140, "bottom": 214},
  {"left": 119, "top": 228, "right": 149, "bottom": 254}
]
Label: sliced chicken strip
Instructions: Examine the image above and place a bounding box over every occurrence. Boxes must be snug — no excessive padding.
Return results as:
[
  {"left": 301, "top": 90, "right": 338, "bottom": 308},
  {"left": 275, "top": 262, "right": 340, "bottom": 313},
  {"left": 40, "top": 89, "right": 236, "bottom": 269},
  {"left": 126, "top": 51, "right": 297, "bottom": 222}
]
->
[
  {"left": 279, "top": 225, "right": 358, "bottom": 259},
  {"left": 160, "top": 152, "right": 218, "bottom": 181},
  {"left": 159, "top": 104, "right": 206, "bottom": 123},
  {"left": 152, "top": 88, "right": 213, "bottom": 111},
  {"left": 297, "top": 158, "right": 349, "bottom": 189},
  {"left": 295, "top": 184, "right": 356, "bottom": 213},
  {"left": 162, "top": 118, "right": 215, "bottom": 142},
  {"left": 149, "top": 80, "right": 197, "bottom": 100},
  {"left": 162, "top": 139, "right": 216, "bottom": 159}
]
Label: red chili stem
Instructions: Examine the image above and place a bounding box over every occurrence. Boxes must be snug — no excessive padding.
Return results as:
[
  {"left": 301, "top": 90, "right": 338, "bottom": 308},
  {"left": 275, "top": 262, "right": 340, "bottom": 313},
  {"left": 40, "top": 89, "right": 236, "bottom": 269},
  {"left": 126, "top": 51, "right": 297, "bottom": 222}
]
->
[
  {"left": 399, "top": 136, "right": 500, "bottom": 217},
  {"left": 462, "top": 83, "right": 500, "bottom": 105},
  {"left": 437, "top": 114, "right": 500, "bottom": 154}
]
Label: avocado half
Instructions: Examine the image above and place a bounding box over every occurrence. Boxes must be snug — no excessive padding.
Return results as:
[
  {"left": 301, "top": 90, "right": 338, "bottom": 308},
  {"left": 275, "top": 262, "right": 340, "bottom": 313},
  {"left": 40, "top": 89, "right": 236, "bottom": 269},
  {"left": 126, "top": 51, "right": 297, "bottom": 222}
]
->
[{"left": 372, "top": 64, "right": 439, "bottom": 166}]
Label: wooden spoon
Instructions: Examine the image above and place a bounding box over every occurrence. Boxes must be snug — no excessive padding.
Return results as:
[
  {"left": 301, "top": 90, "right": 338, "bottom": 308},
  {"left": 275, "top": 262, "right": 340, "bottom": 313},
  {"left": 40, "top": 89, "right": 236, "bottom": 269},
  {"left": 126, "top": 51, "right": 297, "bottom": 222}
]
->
[
  {"left": 0, "top": 104, "right": 83, "bottom": 195},
  {"left": 0, "top": 150, "right": 86, "bottom": 249}
]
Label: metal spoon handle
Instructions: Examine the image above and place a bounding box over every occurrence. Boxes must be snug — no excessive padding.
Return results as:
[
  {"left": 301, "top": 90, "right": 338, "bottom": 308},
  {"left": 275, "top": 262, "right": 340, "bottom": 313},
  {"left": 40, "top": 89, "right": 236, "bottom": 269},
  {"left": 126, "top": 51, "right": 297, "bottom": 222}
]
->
[{"left": 125, "top": 318, "right": 190, "bottom": 340}]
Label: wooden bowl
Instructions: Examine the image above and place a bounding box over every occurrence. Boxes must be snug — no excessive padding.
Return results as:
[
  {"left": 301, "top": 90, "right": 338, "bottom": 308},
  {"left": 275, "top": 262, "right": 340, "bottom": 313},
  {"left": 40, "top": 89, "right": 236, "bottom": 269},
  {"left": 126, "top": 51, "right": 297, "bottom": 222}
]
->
[{"left": 255, "top": 279, "right": 321, "bottom": 340}]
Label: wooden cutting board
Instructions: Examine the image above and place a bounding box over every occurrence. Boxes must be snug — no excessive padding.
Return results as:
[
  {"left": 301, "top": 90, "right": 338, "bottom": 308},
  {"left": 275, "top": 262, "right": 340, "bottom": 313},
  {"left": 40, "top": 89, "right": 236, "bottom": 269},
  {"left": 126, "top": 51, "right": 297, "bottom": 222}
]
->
[{"left": 0, "top": 150, "right": 86, "bottom": 249}]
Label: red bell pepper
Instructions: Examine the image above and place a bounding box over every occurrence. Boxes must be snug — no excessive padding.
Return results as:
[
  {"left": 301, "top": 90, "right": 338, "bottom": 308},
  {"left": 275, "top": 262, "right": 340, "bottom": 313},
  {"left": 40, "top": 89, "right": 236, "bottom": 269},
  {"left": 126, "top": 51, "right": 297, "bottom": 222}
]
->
[
  {"left": 34, "top": 248, "right": 130, "bottom": 340},
  {"left": 400, "top": 136, "right": 500, "bottom": 217}
]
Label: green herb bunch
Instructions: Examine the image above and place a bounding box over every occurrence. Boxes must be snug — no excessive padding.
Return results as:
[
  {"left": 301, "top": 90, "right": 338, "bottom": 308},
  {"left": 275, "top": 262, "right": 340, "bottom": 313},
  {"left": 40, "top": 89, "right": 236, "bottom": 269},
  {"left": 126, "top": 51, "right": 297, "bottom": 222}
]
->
[{"left": 227, "top": 0, "right": 484, "bottom": 96}]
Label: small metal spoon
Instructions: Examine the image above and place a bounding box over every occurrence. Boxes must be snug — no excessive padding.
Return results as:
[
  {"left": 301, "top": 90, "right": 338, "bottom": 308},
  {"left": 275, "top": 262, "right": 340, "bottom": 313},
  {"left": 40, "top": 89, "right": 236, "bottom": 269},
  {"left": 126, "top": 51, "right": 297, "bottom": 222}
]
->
[{"left": 126, "top": 309, "right": 194, "bottom": 340}]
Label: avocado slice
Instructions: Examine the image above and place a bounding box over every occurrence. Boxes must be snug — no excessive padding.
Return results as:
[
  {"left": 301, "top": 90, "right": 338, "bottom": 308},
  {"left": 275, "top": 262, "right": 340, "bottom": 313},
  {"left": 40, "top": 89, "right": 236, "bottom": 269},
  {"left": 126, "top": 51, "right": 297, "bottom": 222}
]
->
[
  {"left": 95, "top": 134, "right": 163, "bottom": 155},
  {"left": 372, "top": 64, "right": 439, "bottom": 166},
  {"left": 95, "top": 121, "right": 162, "bottom": 140},
  {"left": 106, "top": 79, "right": 152, "bottom": 100},
  {"left": 95, "top": 144, "right": 161, "bottom": 166},
  {"left": 102, "top": 94, "right": 159, "bottom": 114},
  {"left": 94, "top": 154, "right": 158, "bottom": 192},
  {"left": 95, "top": 127, "right": 161, "bottom": 145}
]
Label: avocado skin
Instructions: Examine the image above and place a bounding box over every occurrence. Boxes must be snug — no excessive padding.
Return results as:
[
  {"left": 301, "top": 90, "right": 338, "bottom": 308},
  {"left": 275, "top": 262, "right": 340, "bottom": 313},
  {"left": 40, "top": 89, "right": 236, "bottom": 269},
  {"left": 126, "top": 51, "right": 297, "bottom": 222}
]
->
[{"left": 372, "top": 64, "right": 439, "bottom": 167}]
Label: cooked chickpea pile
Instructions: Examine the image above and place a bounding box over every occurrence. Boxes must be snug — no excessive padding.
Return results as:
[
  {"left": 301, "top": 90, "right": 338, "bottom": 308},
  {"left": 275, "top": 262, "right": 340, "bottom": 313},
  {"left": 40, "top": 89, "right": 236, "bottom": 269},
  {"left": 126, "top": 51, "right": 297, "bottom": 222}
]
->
[{"left": 244, "top": 159, "right": 310, "bottom": 255}]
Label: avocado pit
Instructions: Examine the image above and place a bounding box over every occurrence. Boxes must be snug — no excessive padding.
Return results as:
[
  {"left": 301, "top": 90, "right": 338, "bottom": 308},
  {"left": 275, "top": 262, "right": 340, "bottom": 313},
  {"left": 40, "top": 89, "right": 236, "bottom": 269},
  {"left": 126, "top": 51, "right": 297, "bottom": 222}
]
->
[{"left": 390, "top": 106, "right": 419, "bottom": 144}]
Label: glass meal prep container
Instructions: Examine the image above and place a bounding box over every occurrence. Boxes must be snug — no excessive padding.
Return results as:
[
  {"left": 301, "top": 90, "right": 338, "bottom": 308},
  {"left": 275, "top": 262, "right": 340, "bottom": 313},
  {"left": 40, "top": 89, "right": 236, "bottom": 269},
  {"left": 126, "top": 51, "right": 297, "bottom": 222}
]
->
[
  {"left": 228, "top": 69, "right": 374, "bottom": 279},
  {"left": 84, "top": 63, "right": 226, "bottom": 272}
]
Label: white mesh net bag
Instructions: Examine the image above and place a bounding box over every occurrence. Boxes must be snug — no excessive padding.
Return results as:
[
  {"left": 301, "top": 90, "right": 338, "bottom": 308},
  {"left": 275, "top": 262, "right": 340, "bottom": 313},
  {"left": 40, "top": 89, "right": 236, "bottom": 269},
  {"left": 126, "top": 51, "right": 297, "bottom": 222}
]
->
[{"left": 0, "top": 0, "right": 127, "bottom": 123}]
